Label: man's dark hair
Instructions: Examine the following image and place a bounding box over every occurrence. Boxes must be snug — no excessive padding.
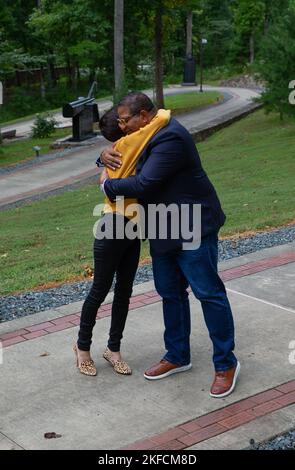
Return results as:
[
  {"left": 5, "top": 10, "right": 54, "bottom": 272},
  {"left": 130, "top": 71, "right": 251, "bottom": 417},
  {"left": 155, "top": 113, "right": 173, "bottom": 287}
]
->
[
  {"left": 118, "top": 92, "right": 156, "bottom": 115},
  {"left": 99, "top": 106, "right": 125, "bottom": 142}
]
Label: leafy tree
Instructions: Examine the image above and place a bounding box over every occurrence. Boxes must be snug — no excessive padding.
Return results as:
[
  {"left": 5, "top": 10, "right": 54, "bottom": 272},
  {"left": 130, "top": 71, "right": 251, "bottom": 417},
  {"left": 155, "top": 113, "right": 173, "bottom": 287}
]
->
[
  {"left": 232, "top": 0, "right": 265, "bottom": 64},
  {"left": 2, "top": 0, "right": 294, "bottom": 122},
  {"left": 257, "top": 5, "right": 295, "bottom": 119},
  {"left": 129, "top": 0, "right": 192, "bottom": 108},
  {"left": 28, "top": 0, "right": 111, "bottom": 87},
  {"left": 230, "top": 0, "right": 291, "bottom": 65},
  {"left": 197, "top": 0, "right": 234, "bottom": 67},
  {"left": 263, "top": 0, "right": 290, "bottom": 34}
]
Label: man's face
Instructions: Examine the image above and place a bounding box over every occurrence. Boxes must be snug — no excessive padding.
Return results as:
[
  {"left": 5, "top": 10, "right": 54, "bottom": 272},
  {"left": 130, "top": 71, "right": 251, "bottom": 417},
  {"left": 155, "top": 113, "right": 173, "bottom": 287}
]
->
[{"left": 117, "top": 105, "right": 148, "bottom": 134}]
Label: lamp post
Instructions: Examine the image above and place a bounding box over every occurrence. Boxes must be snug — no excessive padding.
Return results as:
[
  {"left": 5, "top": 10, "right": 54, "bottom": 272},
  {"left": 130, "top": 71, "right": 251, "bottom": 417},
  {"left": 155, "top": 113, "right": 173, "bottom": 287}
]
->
[
  {"left": 199, "top": 38, "right": 207, "bottom": 93},
  {"left": 33, "top": 145, "right": 41, "bottom": 157}
]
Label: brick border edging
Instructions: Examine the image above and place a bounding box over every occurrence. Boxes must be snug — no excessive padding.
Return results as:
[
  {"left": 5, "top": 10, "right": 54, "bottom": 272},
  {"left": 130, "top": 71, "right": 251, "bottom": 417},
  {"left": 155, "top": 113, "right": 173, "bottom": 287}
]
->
[
  {"left": 1, "top": 251, "right": 295, "bottom": 450},
  {"left": 121, "top": 381, "right": 295, "bottom": 450},
  {"left": 1, "top": 251, "right": 295, "bottom": 348},
  {"left": 0, "top": 290, "right": 162, "bottom": 347}
]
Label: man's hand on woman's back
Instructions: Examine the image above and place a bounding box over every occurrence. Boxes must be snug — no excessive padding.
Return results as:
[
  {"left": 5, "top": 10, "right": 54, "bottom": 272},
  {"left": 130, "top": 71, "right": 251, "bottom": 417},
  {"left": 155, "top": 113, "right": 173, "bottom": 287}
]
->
[{"left": 99, "top": 145, "right": 122, "bottom": 171}]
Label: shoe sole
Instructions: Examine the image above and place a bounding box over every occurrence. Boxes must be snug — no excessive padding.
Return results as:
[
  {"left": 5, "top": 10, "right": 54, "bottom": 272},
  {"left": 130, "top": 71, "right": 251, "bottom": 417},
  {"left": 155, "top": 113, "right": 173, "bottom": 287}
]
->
[
  {"left": 209, "top": 361, "right": 241, "bottom": 398},
  {"left": 144, "top": 363, "right": 192, "bottom": 380}
]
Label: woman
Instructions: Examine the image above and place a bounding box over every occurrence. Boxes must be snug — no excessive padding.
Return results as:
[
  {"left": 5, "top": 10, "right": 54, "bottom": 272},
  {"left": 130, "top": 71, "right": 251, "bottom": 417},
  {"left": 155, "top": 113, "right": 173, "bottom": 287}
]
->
[{"left": 74, "top": 102, "right": 170, "bottom": 377}]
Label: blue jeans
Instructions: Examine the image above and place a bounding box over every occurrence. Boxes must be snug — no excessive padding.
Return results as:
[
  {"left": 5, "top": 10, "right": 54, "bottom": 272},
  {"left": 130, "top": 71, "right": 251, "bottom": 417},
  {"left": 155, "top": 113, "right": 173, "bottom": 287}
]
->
[{"left": 152, "top": 232, "right": 237, "bottom": 371}]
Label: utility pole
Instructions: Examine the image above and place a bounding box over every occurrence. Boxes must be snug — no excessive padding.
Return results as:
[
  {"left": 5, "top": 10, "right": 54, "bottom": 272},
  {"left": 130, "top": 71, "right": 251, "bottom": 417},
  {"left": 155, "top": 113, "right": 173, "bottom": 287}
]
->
[
  {"left": 182, "top": 11, "right": 196, "bottom": 86},
  {"left": 154, "top": 3, "right": 164, "bottom": 108},
  {"left": 114, "top": 0, "right": 124, "bottom": 103}
]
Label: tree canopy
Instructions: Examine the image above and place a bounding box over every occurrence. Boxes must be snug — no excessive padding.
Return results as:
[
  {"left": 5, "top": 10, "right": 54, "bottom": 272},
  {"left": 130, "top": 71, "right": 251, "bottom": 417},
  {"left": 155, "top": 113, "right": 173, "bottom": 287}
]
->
[{"left": 0, "top": 0, "right": 294, "bottom": 119}]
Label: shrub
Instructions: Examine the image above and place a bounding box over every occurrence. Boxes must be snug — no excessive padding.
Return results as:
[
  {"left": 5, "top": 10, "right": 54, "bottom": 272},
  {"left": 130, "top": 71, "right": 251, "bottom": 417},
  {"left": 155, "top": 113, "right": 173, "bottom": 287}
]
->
[{"left": 31, "top": 113, "right": 58, "bottom": 138}]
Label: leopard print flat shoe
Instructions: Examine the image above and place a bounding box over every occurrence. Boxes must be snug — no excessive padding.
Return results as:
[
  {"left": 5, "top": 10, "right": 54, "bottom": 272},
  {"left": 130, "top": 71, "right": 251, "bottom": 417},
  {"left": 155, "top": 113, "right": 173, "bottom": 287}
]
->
[
  {"left": 73, "top": 344, "right": 97, "bottom": 376},
  {"left": 103, "top": 347, "right": 132, "bottom": 375}
]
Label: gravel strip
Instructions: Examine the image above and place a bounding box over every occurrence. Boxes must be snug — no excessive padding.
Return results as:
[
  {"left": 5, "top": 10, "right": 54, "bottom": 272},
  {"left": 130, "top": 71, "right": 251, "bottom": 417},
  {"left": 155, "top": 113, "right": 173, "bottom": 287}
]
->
[
  {"left": 1, "top": 224, "right": 294, "bottom": 323},
  {"left": 246, "top": 429, "right": 295, "bottom": 450}
]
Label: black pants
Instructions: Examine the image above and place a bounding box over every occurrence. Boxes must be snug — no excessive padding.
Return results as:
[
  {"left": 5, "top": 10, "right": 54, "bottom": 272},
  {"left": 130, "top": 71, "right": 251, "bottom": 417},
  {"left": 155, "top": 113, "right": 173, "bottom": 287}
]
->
[{"left": 78, "top": 214, "right": 140, "bottom": 352}]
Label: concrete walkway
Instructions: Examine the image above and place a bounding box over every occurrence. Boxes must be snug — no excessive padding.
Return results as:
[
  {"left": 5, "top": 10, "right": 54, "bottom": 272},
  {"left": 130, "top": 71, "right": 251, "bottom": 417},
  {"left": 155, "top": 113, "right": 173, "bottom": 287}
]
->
[
  {"left": 0, "top": 242, "right": 294, "bottom": 450},
  {"left": 0, "top": 85, "right": 260, "bottom": 208}
]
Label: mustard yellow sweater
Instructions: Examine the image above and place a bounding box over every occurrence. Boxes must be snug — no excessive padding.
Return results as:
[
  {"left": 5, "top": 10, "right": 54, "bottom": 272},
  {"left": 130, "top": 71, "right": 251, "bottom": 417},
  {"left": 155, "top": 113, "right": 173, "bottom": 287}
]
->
[{"left": 103, "top": 109, "right": 171, "bottom": 221}]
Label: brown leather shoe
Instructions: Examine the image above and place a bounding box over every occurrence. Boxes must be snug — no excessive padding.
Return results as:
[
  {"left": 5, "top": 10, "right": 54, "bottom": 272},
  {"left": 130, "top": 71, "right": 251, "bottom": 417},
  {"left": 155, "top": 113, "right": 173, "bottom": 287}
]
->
[
  {"left": 144, "top": 359, "right": 192, "bottom": 380},
  {"left": 210, "top": 361, "right": 240, "bottom": 398}
]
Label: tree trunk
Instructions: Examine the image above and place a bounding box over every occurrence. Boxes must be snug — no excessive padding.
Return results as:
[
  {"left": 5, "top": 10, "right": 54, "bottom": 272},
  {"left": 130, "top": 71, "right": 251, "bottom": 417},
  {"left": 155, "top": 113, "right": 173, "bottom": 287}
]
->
[
  {"left": 40, "top": 65, "right": 46, "bottom": 99},
  {"left": 114, "top": 0, "right": 124, "bottom": 103},
  {"left": 77, "top": 64, "right": 81, "bottom": 86},
  {"left": 15, "top": 70, "right": 22, "bottom": 87},
  {"left": 89, "top": 67, "right": 96, "bottom": 85},
  {"left": 48, "top": 52, "right": 57, "bottom": 87},
  {"left": 155, "top": 4, "right": 164, "bottom": 109},
  {"left": 66, "top": 57, "right": 73, "bottom": 88},
  {"left": 264, "top": 17, "right": 270, "bottom": 35},
  {"left": 0, "top": 80, "right": 2, "bottom": 144},
  {"left": 250, "top": 33, "right": 255, "bottom": 64},
  {"left": 73, "top": 62, "right": 78, "bottom": 90},
  {"left": 264, "top": 5, "right": 271, "bottom": 36},
  {"left": 186, "top": 11, "right": 193, "bottom": 56}
]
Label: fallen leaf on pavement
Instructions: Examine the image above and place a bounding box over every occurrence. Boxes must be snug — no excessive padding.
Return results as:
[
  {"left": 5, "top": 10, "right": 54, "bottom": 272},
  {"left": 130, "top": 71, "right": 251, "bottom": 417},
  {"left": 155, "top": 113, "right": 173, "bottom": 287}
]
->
[{"left": 44, "top": 432, "right": 62, "bottom": 439}]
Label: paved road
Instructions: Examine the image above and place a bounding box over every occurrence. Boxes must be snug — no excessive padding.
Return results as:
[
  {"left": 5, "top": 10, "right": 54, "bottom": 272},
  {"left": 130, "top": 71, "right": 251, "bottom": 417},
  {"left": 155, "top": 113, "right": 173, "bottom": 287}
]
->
[
  {"left": 1, "top": 97, "right": 112, "bottom": 137},
  {"left": 0, "top": 85, "right": 260, "bottom": 208}
]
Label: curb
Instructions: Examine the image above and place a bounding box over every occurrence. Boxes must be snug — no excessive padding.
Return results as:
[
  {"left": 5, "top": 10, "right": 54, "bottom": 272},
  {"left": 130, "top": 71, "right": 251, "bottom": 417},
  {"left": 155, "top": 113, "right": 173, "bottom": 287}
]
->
[{"left": 122, "top": 382, "right": 295, "bottom": 450}]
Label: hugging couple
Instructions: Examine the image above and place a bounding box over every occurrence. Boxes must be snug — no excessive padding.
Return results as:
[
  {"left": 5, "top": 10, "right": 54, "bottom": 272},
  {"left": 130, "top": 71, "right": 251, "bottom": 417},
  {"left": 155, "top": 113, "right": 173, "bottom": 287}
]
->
[{"left": 73, "top": 92, "right": 240, "bottom": 399}]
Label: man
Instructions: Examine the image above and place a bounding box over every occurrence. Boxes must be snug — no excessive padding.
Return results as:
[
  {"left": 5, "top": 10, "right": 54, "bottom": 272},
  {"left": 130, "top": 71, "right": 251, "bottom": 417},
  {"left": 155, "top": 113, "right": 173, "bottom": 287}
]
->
[{"left": 99, "top": 92, "right": 240, "bottom": 398}]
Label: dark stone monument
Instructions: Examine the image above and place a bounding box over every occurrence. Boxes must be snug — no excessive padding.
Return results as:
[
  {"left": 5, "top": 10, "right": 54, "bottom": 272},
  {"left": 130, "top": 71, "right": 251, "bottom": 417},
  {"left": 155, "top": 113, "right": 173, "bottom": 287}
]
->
[
  {"left": 182, "top": 55, "right": 197, "bottom": 86},
  {"left": 62, "top": 82, "right": 99, "bottom": 141}
]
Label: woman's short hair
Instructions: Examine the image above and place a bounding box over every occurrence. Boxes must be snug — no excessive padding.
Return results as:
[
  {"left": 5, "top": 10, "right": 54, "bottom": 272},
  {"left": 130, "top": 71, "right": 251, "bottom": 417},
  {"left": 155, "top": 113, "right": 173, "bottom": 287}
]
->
[{"left": 99, "top": 106, "right": 125, "bottom": 142}]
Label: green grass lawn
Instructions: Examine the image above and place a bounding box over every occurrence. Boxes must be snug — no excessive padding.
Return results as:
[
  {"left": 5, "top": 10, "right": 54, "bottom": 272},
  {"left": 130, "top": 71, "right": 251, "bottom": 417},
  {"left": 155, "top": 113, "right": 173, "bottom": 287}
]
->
[
  {"left": 0, "top": 128, "right": 72, "bottom": 167},
  {"left": 199, "top": 110, "right": 295, "bottom": 236},
  {"left": 1, "top": 109, "right": 294, "bottom": 296},
  {"left": 165, "top": 91, "right": 222, "bottom": 114},
  {"left": 0, "top": 110, "right": 61, "bottom": 127},
  {"left": 0, "top": 91, "right": 221, "bottom": 168},
  {"left": 0, "top": 186, "right": 107, "bottom": 295}
]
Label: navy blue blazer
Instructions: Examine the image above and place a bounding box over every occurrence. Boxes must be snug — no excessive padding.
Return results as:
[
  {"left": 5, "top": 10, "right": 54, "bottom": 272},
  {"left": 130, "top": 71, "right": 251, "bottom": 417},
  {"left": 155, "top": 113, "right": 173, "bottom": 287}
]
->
[{"left": 104, "top": 117, "right": 226, "bottom": 254}]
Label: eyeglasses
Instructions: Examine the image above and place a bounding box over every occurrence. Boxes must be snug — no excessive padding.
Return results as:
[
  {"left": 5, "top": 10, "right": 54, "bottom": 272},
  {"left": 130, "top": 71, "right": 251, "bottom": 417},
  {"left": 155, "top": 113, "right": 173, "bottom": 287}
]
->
[{"left": 117, "top": 113, "right": 138, "bottom": 126}]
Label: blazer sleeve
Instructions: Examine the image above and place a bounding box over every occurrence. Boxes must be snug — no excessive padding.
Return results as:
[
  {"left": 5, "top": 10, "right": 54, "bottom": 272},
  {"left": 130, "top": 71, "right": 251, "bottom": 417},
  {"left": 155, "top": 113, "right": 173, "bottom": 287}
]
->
[{"left": 104, "top": 133, "right": 184, "bottom": 200}]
